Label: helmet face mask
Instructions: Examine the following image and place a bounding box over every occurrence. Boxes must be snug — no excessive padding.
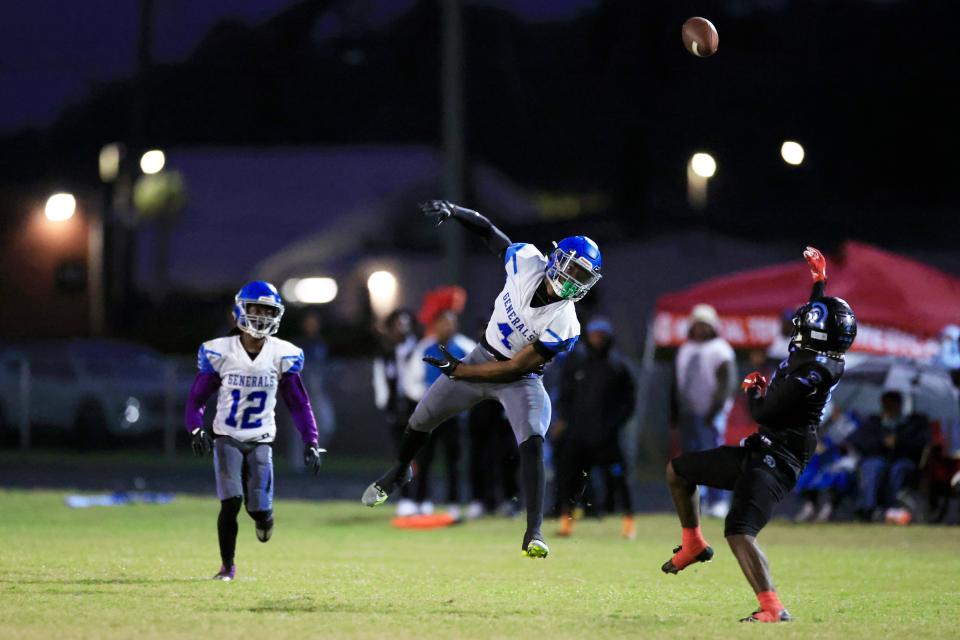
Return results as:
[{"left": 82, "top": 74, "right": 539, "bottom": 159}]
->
[
  {"left": 546, "top": 236, "right": 602, "bottom": 302},
  {"left": 234, "top": 281, "right": 284, "bottom": 339}
]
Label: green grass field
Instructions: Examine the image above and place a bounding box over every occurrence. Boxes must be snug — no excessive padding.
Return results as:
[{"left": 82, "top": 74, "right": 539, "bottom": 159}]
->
[{"left": 1, "top": 490, "right": 958, "bottom": 639}]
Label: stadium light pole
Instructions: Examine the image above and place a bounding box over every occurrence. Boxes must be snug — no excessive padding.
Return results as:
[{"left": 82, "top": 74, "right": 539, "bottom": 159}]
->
[{"left": 441, "top": 0, "right": 466, "bottom": 285}]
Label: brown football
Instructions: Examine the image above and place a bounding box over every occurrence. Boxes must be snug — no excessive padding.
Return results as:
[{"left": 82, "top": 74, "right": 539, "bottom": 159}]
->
[{"left": 682, "top": 17, "right": 719, "bottom": 57}]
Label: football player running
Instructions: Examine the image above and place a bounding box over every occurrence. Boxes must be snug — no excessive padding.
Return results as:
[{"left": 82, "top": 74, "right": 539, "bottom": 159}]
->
[
  {"left": 185, "top": 281, "right": 325, "bottom": 581},
  {"left": 362, "top": 201, "right": 602, "bottom": 558},
  {"left": 661, "top": 247, "right": 857, "bottom": 622}
]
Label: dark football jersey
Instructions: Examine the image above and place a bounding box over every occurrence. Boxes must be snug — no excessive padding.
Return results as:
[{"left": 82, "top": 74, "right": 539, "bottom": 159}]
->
[{"left": 747, "top": 348, "right": 845, "bottom": 472}]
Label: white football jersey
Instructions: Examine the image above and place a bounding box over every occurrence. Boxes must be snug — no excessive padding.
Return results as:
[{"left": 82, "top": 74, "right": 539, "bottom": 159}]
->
[
  {"left": 484, "top": 243, "right": 580, "bottom": 359},
  {"left": 197, "top": 335, "right": 305, "bottom": 443}
]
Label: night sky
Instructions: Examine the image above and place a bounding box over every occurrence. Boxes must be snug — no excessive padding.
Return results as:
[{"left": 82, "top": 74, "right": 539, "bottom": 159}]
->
[{"left": 0, "top": 0, "right": 598, "bottom": 132}]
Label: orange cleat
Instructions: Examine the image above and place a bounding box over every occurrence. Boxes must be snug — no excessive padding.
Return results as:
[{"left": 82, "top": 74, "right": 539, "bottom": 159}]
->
[
  {"left": 621, "top": 515, "right": 636, "bottom": 540},
  {"left": 661, "top": 544, "right": 714, "bottom": 574},
  {"left": 557, "top": 514, "right": 574, "bottom": 537},
  {"left": 740, "top": 608, "right": 793, "bottom": 623}
]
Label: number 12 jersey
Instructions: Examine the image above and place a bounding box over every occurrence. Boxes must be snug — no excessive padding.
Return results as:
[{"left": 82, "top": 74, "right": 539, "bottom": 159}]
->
[{"left": 197, "top": 335, "right": 305, "bottom": 443}]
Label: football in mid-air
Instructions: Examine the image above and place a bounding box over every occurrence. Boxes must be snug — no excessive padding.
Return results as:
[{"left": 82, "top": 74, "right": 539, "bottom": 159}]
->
[{"left": 682, "top": 17, "right": 719, "bottom": 57}]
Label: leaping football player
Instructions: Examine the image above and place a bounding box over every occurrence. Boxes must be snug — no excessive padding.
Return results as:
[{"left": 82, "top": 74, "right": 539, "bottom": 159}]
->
[
  {"left": 185, "top": 281, "right": 326, "bottom": 581},
  {"left": 362, "top": 201, "right": 602, "bottom": 558},
  {"left": 661, "top": 247, "right": 857, "bottom": 622}
]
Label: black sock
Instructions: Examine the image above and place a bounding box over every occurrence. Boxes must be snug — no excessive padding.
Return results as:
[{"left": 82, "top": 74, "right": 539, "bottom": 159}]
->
[
  {"left": 378, "top": 427, "right": 430, "bottom": 488},
  {"left": 218, "top": 497, "right": 242, "bottom": 567},
  {"left": 399, "top": 427, "right": 430, "bottom": 464},
  {"left": 519, "top": 436, "right": 545, "bottom": 546}
]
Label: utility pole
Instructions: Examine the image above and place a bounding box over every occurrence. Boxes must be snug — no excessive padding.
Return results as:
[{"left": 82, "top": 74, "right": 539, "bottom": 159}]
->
[{"left": 441, "top": 0, "right": 466, "bottom": 284}]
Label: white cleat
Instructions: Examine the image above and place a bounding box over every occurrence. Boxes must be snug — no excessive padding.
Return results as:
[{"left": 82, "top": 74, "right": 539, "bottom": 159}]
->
[
  {"left": 361, "top": 482, "right": 389, "bottom": 507},
  {"left": 523, "top": 538, "right": 550, "bottom": 559},
  {"left": 361, "top": 466, "right": 412, "bottom": 508}
]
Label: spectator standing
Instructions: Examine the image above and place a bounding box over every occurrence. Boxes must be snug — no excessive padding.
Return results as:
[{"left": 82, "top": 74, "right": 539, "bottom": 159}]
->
[
  {"left": 372, "top": 309, "right": 420, "bottom": 516},
  {"left": 848, "top": 390, "right": 931, "bottom": 522},
  {"left": 553, "top": 317, "right": 637, "bottom": 538},
  {"left": 671, "top": 304, "right": 737, "bottom": 517},
  {"left": 406, "top": 292, "right": 476, "bottom": 519}
]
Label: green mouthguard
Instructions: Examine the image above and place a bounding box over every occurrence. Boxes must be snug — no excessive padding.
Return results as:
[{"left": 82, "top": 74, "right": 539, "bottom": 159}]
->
[{"left": 559, "top": 280, "right": 580, "bottom": 299}]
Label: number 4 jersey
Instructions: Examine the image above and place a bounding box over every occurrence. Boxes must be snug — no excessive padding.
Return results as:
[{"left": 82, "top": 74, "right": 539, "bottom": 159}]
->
[
  {"left": 484, "top": 243, "right": 580, "bottom": 360},
  {"left": 197, "top": 335, "right": 305, "bottom": 443}
]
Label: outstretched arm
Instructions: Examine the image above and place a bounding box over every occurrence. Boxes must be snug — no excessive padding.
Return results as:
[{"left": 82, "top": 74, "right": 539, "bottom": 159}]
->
[
  {"left": 424, "top": 342, "right": 548, "bottom": 383},
  {"left": 803, "top": 246, "right": 827, "bottom": 301},
  {"left": 421, "top": 200, "right": 512, "bottom": 259}
]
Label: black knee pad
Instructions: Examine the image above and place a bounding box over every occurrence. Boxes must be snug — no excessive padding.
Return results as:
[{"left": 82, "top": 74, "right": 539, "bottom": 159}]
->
[{"left": 220, "top": 496, "right": 242, "bottom": 518}]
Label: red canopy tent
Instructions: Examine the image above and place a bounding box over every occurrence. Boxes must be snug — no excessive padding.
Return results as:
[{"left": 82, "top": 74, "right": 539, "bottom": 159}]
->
[{"left": 654, "top": 241, "right": 960, "bottom": 358}]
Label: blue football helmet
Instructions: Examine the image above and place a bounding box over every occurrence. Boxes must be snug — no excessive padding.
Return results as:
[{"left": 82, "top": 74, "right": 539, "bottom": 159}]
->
[
  {"left": 545, "top": 236, "right": 602, "bottom": 301},
  {"left": 233, "top": 281, "right": 284, "bottom": 339}
]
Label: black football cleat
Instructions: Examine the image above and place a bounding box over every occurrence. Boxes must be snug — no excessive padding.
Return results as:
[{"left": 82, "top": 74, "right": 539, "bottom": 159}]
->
[
  {"left": 255, "top": 519, "right": 273, "bottom": 543},
  {"left": 661, "top": 544, "right": 714, "bottom": 574},
  {"left": 739, "top": 608, "right": 793, "bottom": 623}
]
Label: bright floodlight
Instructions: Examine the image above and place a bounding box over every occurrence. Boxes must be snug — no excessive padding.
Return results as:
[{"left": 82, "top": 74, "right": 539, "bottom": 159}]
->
[
  {"left": 293, "top": 277, "right": 338, "bottom": 304},
  {"left": 140, "top": 149, "right": 166, "bottom": 175},
  {"left": 690, "top": 152, "right": 717, "bottom": 178},
  {"left": 367, "top": 270, "right": 398, "bottom": 317},
  {"left": 781, "top": 140, "right": 805, "bottom": 166},
  {"left": 368, "top": 270, "right": 397, "bottom": 297},
  {"left": 44, "top": 193, "right": 76, "bottom": 222}
]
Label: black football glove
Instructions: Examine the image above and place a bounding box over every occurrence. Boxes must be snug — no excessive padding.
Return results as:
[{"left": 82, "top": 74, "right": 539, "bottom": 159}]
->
[
  {"left": 304, "top": 444, "right": 326, "bottom": 476},
  {"left": 420, "top": 200, "right": 456, "bottom": 226},
  {"left": 191, "top": 428, "right": 212, "bottom": 457},
  {"left": 423, "top": 344, "right": 462, "bottom": 378}
]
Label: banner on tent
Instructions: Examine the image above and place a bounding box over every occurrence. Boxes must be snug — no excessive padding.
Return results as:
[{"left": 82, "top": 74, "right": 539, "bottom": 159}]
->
[{"left": 653, "top": 311, "right": 939, "bottom": 359}]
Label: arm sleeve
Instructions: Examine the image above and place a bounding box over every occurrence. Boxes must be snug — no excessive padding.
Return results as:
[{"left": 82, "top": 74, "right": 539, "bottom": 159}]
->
[
  {"left": 450, "top": 205, "right": 512, "bottom": 258},
  {"left": 810, "top": 280, "right": 826, "bottom": 301},
  {"left": 279, "top": 373, "right": 319, "bottom": 446},
  {"left": 184, "top": 372, "right": 221, "bottom": 432}
]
